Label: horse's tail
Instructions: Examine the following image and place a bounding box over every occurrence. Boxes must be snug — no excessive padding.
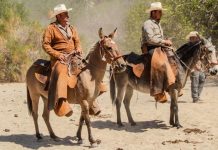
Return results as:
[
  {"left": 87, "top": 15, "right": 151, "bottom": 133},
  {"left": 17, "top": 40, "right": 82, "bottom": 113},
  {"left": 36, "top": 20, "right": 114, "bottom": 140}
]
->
[
  {"left": 27, "top": 86, "right": 33, "bottom": 116},
  {"left": 110, "top": 70, "right": 116, "bottom": 105}
]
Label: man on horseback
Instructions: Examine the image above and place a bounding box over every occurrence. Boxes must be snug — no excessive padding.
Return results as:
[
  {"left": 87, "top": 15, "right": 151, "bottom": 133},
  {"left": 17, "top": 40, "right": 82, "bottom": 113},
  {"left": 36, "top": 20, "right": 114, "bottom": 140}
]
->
[
  {"left": 141, "top": 2, "right": 181, "bottom": 103},
  {"left": 42, "top": 4, "right": 101, "bottom": 116},
  {"left": 187, "top": 31, "right": 206, "bottom": 103},
  {"left": 42, "top": 4, "right": 82, "bottom": 116}
]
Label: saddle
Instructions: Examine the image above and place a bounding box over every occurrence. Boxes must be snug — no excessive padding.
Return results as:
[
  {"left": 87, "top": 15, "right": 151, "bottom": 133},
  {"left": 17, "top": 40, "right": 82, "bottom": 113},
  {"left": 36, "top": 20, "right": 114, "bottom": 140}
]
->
[
  {"left": 124, "top": 52, "right": 149, "bottom": 78},
  {"left": 34, "top": 59, "right": 51, "bottom": 85},
  {"left": 34, "top": 54, "right": 85, "bottom": 89}
]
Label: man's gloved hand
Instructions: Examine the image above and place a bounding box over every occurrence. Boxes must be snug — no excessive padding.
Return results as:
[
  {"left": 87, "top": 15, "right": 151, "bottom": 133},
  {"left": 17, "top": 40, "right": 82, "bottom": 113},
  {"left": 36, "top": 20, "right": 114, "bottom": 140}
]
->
[
  {"left": 162, "top": 39, "right": 172, "bottom": 46},
  {"left": 58, "top": 54, "right": 66, "bottom": 61},
  {"left": 75, "top": 49, "right": 83, "bottom": 55}
]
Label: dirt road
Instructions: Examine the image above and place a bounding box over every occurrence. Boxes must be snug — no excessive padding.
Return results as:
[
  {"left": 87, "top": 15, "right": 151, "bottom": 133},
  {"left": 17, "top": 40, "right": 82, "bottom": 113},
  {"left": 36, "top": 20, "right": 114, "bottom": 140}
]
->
[{"left": 0, "top": 78, "right": 217, "bottom": 150}]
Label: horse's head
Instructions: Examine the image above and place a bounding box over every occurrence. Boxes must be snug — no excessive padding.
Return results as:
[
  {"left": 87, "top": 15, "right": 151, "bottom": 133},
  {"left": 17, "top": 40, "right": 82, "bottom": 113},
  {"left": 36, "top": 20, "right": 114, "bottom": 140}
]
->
[
  {"left": 200, "top": 38, "right": 218, "bottom": 75},
  {"left": 177, "top": 39, "right": 218, "bottom": 76},
  {"left": 98, "top": 27, "right": 126, "bottom": 73}
]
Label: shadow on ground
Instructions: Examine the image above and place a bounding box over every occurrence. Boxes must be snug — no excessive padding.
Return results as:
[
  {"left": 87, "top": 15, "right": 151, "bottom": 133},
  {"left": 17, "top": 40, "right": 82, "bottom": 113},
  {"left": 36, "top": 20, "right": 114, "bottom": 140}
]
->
[
  {"left": 0, "top": 134, "right": 79, "bottom": 149},
  {"left": 92, "top": 119, "right": 171, "bottom": 133}
]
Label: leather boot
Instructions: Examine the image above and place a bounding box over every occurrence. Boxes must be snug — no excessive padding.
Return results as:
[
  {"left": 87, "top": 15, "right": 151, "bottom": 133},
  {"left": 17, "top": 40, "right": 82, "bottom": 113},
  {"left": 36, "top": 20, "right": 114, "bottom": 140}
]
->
[
  {"left": 54, "top": 98, "right": 73, "bottom": 117},
  {"left": 154, "top": 92, "right": 168, "bottom": 103}
]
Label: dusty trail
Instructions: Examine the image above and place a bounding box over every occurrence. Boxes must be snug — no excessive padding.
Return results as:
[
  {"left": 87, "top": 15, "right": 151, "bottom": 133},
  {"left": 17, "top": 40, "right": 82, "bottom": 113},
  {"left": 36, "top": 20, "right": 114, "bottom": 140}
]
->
[{"left": 0, "top": 78, "right": 217, "bottom": 150}]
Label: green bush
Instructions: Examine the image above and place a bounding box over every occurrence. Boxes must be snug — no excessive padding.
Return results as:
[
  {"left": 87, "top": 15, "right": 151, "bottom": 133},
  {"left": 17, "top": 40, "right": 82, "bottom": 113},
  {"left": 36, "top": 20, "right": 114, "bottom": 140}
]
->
[
  {"left": 0, "top": 0, "right": 44, "bottom": 82},
  {"left": 123, "top": 0, "right": 218, "bottom": 52}
]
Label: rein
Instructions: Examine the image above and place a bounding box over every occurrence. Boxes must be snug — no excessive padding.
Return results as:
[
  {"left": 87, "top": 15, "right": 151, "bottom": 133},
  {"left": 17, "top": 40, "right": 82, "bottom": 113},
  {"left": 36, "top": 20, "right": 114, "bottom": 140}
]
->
[
  {"left": 98, "top": 41, "right": 124, "bottom": 70},
  {"left": 59, "top": 51, "right": 83, "bottom": 76},
  {"left": 166, "top": 41, "right": 202, "bottom": 71},
  {"left": 83, "top": 42, "right": 120, "bottom": 72},
  {"left": 211, "top": 62, "right": 218, "bottom": 65}
]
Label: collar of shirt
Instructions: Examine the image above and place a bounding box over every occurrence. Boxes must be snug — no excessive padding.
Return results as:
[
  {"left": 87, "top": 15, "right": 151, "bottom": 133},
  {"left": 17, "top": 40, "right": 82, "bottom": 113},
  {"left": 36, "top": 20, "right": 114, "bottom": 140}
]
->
[
  {"left": 54, "top": 22, "right": 72, "bottom": 40},
  {"left": 150, "top": 18, "right": 160, "bottom": 25},
  {"left": 56, "top": 23, "right": 69, "bottom": 31}
]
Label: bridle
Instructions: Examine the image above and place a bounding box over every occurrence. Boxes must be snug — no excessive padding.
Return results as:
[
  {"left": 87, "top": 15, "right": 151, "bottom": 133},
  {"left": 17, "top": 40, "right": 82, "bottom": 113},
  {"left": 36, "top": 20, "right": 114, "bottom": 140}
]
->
[
  {"left": 166, "top": 41, "right": 202, "bottom": 71},
  {"left": 199, "top": 45, "right": 218, "bottom": 74},
  {"left": 98, "top": 39, "right": 125, "bottom": 70}
]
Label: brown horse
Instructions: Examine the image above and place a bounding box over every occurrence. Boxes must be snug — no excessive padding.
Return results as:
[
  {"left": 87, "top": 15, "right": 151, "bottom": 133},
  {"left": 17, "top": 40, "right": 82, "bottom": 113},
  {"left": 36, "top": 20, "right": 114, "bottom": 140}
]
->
[
  {"left": 110, "top": 38, "right": 217, "bottom": 128},
  {"left": 26, "top": 28, "right": 126, "bottom": 145}
]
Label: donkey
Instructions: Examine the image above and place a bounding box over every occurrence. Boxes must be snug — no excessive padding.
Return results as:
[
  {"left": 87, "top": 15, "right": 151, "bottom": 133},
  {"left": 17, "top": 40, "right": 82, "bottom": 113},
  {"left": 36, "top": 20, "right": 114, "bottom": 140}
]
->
[
  {"left": 110, "top": 38, "right": 218, "bottom": 128},
  {"left": 26, "top": 28, "right": 126, "bottom": 145}
]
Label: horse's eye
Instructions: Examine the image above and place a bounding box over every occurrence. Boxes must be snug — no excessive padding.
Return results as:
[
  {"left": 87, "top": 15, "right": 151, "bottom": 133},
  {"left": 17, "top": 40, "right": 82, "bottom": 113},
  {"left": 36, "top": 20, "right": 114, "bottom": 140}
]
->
[{"left": 107, "top": 47, "right": 112, "bottom": 51}]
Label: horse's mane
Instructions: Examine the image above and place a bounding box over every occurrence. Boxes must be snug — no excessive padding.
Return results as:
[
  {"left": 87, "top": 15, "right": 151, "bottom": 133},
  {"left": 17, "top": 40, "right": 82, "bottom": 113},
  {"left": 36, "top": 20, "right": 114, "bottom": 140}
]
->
[
  {"left": 176, "top": 41, "right": 201, "bottom": 64},
  {"left": 85, "top": 42, "right": 100, "bottom": 60},
  {"left": 124, "top": 42, "right": 201, "bottom": 66},
  {"left": 123, "top": 52, "right": 145, "bottom": 64}
]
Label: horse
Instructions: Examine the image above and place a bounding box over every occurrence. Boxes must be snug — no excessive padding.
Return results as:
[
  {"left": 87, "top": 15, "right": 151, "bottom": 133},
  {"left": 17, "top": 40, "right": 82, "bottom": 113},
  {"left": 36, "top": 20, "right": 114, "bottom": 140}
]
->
[
  {"left": 110, "top": 38, "right": 218, "bottom": 128},
  {"left": 26, "top": 28, "right": 126, "bottom": 145}
]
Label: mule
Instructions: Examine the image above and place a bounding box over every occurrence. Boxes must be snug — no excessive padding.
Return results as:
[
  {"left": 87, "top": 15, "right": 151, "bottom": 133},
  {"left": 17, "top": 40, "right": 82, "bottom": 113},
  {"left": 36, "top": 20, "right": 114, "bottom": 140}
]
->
[
  {"left": 26, "top": 28, "right": 126, "bottom": 145},
  {"left": 110, "top": 38, "right": 218, "bottom": 128}
]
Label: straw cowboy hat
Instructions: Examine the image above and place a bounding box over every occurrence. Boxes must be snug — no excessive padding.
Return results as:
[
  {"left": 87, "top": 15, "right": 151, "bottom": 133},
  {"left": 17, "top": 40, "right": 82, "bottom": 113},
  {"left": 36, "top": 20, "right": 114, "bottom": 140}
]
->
[
  {"left": 146, "top": 2, "right": 167, "bottom": 13},
  {"left": 48, "top": 4, "right": 72, "bottom": 19},
  {"left": 186, "top": 31, "right": 200, "bottom": 40}
]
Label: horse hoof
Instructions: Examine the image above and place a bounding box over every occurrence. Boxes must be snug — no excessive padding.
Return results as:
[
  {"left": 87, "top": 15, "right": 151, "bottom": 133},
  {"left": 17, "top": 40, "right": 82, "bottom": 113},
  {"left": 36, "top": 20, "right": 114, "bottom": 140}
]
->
[
  {"left": 77, "top": 139, "right": 83, "bottom": 145},
  {"left": 172, "top": 124, "right": 183, "bottom": 129},
  {"left": 37, "top": 137, "right": 43, "bottom": 142},
  {"left": 96, "top": 139, "right": 101, "bottom": 145},
  {"left": 36, "top": 133, "right": 43, "bottom": 140},
  {"left": 71, "top": 136, "right": 83, "bottom": 144},
  {"left": 169, "top": 120, "right": 174, "bottom": 126},
  {"left": 131, "top": 122, "right": 137, "bottom": 126},
  {"left": 90, "top": 139, "right": 101, "bottom": 147},
  {"left": 118, "top": 123, "right": 124, "bottom": 127},
  {"left": 176, "top": 124, "right": 183, "bottom": 129},
  {"left": 170, "top": 121, "right": 176, "bottom": 126}
]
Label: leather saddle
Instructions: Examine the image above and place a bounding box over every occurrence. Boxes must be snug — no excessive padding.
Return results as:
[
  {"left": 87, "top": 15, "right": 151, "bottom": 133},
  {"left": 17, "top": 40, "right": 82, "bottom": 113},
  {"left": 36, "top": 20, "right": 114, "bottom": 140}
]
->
[
  {"left": 34, "top": 59, "right": 51, "bottom": 85},
  {"left": 124, "top": 52, "right": 150, "bottom": 78},
  {"left": 34, "top": 55, "right": 85, "bottom": 89}
]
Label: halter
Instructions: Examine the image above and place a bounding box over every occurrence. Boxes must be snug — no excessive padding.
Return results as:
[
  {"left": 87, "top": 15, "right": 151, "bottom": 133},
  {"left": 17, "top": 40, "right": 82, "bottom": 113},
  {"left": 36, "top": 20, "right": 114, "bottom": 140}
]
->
[
  {"left": 200, "top": 46, "right": 218, "bottom": 75},
  {"left": 83, "top": 40, "right": 125, "bottom": 74},
  {"left": 98, "top": 41, "right": 124, "bottom": 69}
]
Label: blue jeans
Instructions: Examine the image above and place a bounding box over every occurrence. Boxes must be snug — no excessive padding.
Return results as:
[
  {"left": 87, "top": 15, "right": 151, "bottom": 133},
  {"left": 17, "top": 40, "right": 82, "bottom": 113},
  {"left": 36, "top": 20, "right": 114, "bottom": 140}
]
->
[{"left": 190, "top": 71, "right": 205, "bottom": 101}]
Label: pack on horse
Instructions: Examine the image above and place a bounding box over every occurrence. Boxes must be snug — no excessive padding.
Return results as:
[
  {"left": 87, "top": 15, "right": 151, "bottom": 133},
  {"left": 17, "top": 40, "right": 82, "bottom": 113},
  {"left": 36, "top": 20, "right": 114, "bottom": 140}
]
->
[
  {"left": 110, "top": 38, "right": 218, "bottom": 128},
  {"left": 26, "top": 28, "right": 126, "bottom": 145}
]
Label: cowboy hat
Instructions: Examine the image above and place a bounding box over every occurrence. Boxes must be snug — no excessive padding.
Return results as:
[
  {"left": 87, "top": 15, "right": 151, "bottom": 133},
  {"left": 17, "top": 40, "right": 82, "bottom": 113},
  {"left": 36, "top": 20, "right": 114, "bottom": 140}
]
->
[
  {"left": 146, "top": 2, "right": 167, "bottom": 13},
  {"left": 186, "top": 31, "right": 200, "bottom": 40},
  {"left": 48, "top": 4, "right": 72, "bottom": 19}
]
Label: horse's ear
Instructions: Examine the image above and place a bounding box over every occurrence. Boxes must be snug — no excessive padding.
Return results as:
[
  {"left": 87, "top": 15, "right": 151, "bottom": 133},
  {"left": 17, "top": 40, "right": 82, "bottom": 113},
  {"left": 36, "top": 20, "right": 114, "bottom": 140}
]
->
[
  {"left": 109, "top": 28, "right": 117, "bottom": 39},
  {"left": 98, "top": 27, "right": 104, "bottom": 39}
]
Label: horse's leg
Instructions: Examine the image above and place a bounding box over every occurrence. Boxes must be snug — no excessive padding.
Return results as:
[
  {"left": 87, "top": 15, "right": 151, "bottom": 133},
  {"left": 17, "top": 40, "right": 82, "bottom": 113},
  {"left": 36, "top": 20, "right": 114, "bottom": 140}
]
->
[
  {"left": 169, "top": 87, "right": 175, "bottom": 126},
  {"left": 76, "top": 114, "right": 84, "bottom": 144},
  {"left": 41, "top": 96, "right": 59, "bottom": 141},
  {"left": 115, "top": 85, "right": 127, "bottom": 127},
  {"left": 169, "top": 97, "right": 175, "bottom": 126},
  {"left": 30, "top": 94, "right": 42, "bottom": 140},
  {"left": 123, "top": 86, "right": 136, "bottom": 126},
  {"left": 80, "top": 100, "right": 101, "bottom": 146},
  {"left": 169, "top": 88, "right": 182, "bottom": 128}
]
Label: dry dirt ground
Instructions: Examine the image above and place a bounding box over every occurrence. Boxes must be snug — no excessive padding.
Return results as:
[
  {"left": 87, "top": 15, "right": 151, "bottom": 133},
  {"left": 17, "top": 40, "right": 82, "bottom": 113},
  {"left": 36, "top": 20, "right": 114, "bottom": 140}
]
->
[{"left": 0, "top": 78, "right": 218, "bottom": 150}]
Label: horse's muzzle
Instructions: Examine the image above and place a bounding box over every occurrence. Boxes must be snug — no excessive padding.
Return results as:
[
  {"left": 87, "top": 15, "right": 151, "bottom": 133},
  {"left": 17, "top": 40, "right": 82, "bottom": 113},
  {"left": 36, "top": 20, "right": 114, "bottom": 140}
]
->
[{"left": 113, "top": 63, "right": 126, "bottom": 73}]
